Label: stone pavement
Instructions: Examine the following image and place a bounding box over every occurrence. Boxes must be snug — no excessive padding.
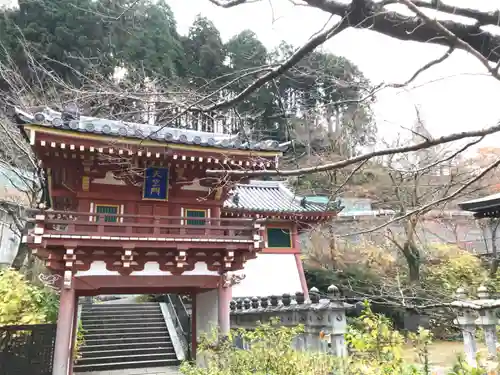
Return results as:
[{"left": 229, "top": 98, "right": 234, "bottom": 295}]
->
[{"left": 78, "top": 366, "right": 181, "bottom": 375}]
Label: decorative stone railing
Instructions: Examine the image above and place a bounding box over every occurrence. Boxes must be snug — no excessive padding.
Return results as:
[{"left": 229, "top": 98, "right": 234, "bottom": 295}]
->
[
  {"left": 228, "top": 283, "right": 500, "bottom": 370},
  {"left": 229, "top": 286, "right": 349, "bottom": 356}
]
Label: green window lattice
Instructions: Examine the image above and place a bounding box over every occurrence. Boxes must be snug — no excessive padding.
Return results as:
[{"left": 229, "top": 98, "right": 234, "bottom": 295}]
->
[
  {"left": 267, "top": 227, "right": 292, "bottom": 248},
  {"left": 186, "top": 209, "right": 206, "bottom": 226},
  {"left": 95, "top": 205, "right": 119, "bottom": 223}
]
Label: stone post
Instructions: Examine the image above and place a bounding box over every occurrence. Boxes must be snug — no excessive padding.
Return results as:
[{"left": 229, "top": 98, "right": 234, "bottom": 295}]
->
[
  {"left": 326, "top": 285, "right": 347, "bottom": 357},
  {"left": 453, "top": 287, "right": 478, "bottom": 367},
  {"left": 475, "top": 285, "right": 498, "bottom": 360}
]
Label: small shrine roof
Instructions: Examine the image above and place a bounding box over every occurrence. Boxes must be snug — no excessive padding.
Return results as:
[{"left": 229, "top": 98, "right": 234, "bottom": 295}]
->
[
  {"left": 14, "top": 107, "right": 284, "bottom": 152},
  {"left": 224, "top": 180, "right": 333, "bottom": 214}
]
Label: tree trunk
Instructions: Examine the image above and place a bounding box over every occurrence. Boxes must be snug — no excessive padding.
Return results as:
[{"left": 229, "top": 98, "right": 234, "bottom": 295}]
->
[
  {"left": 11, "top": 241, "right": 30, "bottom": 270},
  {"left": 306, "top": 112, "right": 312, "bottom": 158},
  {"left": 25, "top": 250, "right": 35, "bottom": 282},
  {"left": 327, "top": 105, "right": 334, "bottom": 139},
  {"left": 407, "top": 256, "right": 420, "bottom": 283},
  {"left": 403, "top": 241, "right": 421, "bottom": 283}
]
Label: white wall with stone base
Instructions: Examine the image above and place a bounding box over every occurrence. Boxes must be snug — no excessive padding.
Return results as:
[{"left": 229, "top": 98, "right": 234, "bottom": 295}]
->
[{"left": 195, "top": 289, "right": 219, "bottom": 367}]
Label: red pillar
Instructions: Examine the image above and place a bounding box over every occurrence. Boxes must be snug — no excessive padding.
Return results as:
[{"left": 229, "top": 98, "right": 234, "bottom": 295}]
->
[
  {"left": 213, "top": 206, "right": 221, "bottom": 219},
  {"left": 293, "top": 226, "right": 309, "bottom": 300},
  {"left": 68, "top": 295, "right": 78, "bottom": 375},
  {"left": 218, "top": 279, "right": 232, "bottom": 336},
  {"left": 294, "top": 253, "right": 309, "bottom": 301},
  {"left": 191, "top": 291, "right": 197, "bottom": 361},
  {"left": 53, "top": 287, "right": 76, "bottom": 375}
]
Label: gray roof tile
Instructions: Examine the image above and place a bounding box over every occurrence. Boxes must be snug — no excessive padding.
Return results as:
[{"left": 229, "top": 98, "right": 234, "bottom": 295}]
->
[
  {"left": 14, "top": 107, "right": 283, "bottom": 152},
  {"left": 223, "top": 180, "right": 330, "bottom": 213}
]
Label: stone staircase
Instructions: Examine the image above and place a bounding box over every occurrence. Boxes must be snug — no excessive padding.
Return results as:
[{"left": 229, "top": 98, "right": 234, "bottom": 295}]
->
[{"left": 75, "top": 302, "right": 179, "bottom": 372}]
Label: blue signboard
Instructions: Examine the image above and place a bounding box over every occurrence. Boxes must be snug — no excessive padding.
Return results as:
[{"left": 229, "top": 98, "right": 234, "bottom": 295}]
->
[{"left": 143, "top": 167, "right": 169, "bottom": 201}]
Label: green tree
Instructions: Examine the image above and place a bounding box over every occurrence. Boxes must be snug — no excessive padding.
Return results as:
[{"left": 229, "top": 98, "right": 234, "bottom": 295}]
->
[
  {"left": 107, "top": 0, "right": 184, "bottom": 80},
  {"left": 182, "top": 15, "right": 227, "bottom": 86},
  {"left": 225, "top": 30, "right": 280, "bottom": 140},
  {"left": 0, "top": 0, "right": 115, "bottom": 87},
  {"left": 0, "top": 268, "right": 58, "bottom": 325}
]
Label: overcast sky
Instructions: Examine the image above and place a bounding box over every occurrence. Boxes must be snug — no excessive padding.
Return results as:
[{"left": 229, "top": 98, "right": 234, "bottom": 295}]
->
[
  {"left": 167, "top": 0, "right": 500, "bottom": 151},
  {"left": 2, "top": 0, "right": 500, "bottom": 151}
]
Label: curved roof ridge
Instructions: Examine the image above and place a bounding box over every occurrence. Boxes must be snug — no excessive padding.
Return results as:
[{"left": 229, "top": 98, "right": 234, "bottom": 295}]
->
[
  {"left": 246, "top": 179, "right": 282, "bottom": 187},
  {"left": 14, "top": 107, "right": 283, "bottom": 152}
]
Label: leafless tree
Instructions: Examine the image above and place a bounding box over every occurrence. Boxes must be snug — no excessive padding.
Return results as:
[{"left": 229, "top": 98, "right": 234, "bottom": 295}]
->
[
  {"left": 301, "top": 112, "right": 497, "bottom": 285},
  {"left": 203, "top": 0, "right": 500, "bottom": 178},
  {"left": 0, "top": 115, "right": 45, "bottom": 270}
]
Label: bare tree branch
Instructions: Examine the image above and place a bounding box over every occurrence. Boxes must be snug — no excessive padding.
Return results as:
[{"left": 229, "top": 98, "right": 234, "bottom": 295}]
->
[
  {"left": 389, "top": 46, "right": 455, "bottom": 88},
  {"left": 211, "top": 0, "right": 500, "bottom": 65},
  {"left": 341, "top": 156, "right": 500, "bottom": 237},
  {"left": 203, "top": 19, "right": 349, "bottom": 112},
  {"left": 390, "top": 136, "right": 484, "bottom": 174},
  {"left": 330, "top": 160, "right": 368, "bottom": 197},
  {"left": 207, "top": 122, "right": 500, "bottom": 177},
  {"left": 208, "top": 0, "right": 257, "bottom": 7},
  {"left": 399, "top": 0, "right": 499, "bottom": 81}
]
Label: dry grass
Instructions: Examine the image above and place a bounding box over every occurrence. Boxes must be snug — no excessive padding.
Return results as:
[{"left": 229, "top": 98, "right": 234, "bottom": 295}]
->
[{"left": 403, "top": 340, "right": 486, "bottom": 368}]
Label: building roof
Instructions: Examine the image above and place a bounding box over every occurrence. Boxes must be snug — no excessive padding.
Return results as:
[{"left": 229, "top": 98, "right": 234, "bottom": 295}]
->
[
  {"left": 14, "top": 107, "right": 284, "bottom": 152},
  {"left": 223, "top": 180, "right": 332, "bottom": 214},
  {"left": 459, "top": 193, "right": 500, "bottom": 215}
]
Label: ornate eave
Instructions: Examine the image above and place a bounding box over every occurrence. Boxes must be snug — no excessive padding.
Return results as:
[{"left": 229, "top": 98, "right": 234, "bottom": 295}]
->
[
  {"left": 25, "top": 125, "right": 280, "bottom": 168},
  {"left": 221, "top": 209, "right": 335, "bottom": 221},
  {"left": 32, "top": 247, "right": 255, "bottom": 276}
]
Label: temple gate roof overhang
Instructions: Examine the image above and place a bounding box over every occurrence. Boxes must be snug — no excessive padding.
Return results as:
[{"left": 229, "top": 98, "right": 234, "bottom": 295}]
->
[
  {"left": 459, "top": 193, "right": 500, "bottom": 218},
  {"left": 14, "top": 107, "right": 284, "bottom": 168}
]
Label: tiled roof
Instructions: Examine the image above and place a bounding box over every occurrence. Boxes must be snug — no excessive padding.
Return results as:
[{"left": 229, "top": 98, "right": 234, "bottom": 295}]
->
[
  {"left": 14, "top": 107, "right": 284, "bottom": 152},
  {"left": 459, "top": 193, "right": 500, "bottom": 212},
  {"left": 223, "top": 180, "right": 331, "bottom": 213}
]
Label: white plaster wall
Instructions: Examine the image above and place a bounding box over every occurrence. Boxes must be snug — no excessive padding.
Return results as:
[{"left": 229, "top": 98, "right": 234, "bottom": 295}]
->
[
  {"left": 74, "top": 261, "right": 120, "bottom": 276},
  {"left": 232, "top": 253, "right": 302, "bottom": 298},
  {"left": 74, "top": 260, "right": 219, "bottom": 277},
  {"left": 195, "top": 289, "right": 219, "bottom": 340}
]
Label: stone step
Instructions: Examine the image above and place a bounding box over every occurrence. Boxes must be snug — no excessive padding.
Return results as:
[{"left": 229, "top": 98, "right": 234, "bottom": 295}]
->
[
  {"left": 80, "top": 313, "right": 163, "bottom": 321},
  {"left": 84, "top": 329, "right": 168, "bottom": 340},
  {"left": 76, "top": 302, "right": 179, "bottom": 372},
  {"left": 82, "top": 303, "right": 159, "bottom": 310},
  {"left": 80, "top": 311, "right": 161, "bottom": 319},
  {"left": 80, "top": 312, "right": 163, "bottom": 323},
  {"left": 84, "top": 325, "right": 167, "bottom": 335},
  {"left": 75, "top": 352, "right": 177, "bottom": 366},
  {"left": 82, "top": 319, "right": 165, "bottom": 329},
  {"left": 81, "top": 340, "right": 173, "bottom": 353},
  {"left": 83, "top": 334, "right": 170, "bottom": 346},
  {"left": 81, "top": 307, "right": 161, "bottom": 314},
  {"left": 73, "top": 358, "right": 179, "bottom": 372},
  {"left": 80, "top": 345, "right": 175, "bottom": 358}
]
